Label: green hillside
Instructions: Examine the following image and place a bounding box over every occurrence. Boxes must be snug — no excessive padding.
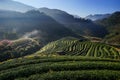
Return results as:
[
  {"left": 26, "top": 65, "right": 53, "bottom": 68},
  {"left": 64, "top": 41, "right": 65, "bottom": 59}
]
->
[
  {"left": 96, "top": 11, "right": 120, "bottom": 45},
  {"left": 37, "top": 37, "right": 120, "bottom": 59},
  {"left": 0, "top": 38, "right": 40, "bottom": 61},
  {"left": 0, "top": 56, "right": 120, "bottom": 80}
]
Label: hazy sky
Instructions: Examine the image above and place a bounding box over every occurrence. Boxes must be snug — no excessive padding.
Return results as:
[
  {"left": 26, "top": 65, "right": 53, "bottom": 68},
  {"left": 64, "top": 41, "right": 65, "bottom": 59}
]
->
[{"left": 14, "top": 0, "right": 120, "bottom": 17}]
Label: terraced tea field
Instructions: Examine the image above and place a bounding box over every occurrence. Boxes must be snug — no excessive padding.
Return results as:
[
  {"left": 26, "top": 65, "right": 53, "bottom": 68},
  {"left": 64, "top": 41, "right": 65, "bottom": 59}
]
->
[
  {"left": 38, "top": 37, "right": 120, "bottom": 59},
  {"left": 0, "top": 56, "right": 120, "bottom": 80},
  {"left": 0, "top": 38, "right": 120, "bottom": 80}
]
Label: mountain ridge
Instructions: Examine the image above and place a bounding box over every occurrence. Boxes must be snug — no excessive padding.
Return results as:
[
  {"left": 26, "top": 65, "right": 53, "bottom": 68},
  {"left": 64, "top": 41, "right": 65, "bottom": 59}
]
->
[
  {"left": 0, "top": 10, "right": 81, "bottom": 44},
  {"left": 39, "top": 7, "right": 108, "bottom": 38},
  {"left": 96, "top": 11, "right": 120, "bottom": 45},
  {"left": 85, "top": 14, "right": 111, "bottom": 21},
  {"left": 0, "top": 0, "right": 35, "bottom": 12}
]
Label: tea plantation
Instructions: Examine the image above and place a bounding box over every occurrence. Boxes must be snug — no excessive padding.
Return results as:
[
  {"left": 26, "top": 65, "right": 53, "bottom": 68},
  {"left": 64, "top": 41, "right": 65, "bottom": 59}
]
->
[
  {"left": 0, "top": 56, "right": 120, "bottom": 80},
  {"left": 38, "top": 37, "right": 120, "bottom": 59}
]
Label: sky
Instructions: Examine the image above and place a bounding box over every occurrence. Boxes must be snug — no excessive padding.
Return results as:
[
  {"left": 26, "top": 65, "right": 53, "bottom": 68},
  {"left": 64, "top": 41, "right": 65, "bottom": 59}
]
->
[{"left": 14, "top": 0, "right": 120, "bottom": 17}]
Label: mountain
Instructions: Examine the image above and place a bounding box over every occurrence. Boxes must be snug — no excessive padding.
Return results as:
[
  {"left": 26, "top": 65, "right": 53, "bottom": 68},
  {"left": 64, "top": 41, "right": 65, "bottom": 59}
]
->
[
  {"left": 0, "top": 10, "right": 81, "bottom": 44},
  {"left": 39, "top": 8, "right": 108, "bottom": 38},
  {"left": 85, "top": 14, "right": 111, "bottom": 21},
  {"left": 0, "top": 0, "right": 108, "bottom": 38},
  {"left": 36, "top": 37, "right": 119, "bottom": 59},
  {"left": 0, "top": 0, "right": 35, "bottom": 12},
  {"left": 39, "top": 8, "right": 82, "bottom": 24},
  {"left": 96, "top": 11, "right": 120, "bottom": 45}
]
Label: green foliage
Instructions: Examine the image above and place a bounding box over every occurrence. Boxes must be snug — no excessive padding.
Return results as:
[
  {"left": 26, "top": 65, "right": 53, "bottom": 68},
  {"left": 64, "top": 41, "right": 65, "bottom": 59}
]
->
[
  {"left": 37, "top": 37, "right": 120, "bottom": 59},
  {"left": 20, "top": 70, "right": 120, "bottom": 80},
  {"left": 0, "top": 56, "right": 120, "bottom": 80},
  {"left": 0, "top": 38, "right": 40, "bottom": 62}
]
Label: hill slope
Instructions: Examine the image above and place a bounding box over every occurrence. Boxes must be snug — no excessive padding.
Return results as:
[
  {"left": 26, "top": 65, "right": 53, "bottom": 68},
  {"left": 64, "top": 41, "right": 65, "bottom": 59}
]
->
[
  {"left": 39, "top": 8, "right": 108, "bottom": 37},
  {"left": 0, "top": 10, "right": 80, "bottom": 44},
  {"left": 96, "top": 11, "right": 120, "bottom": 45},
  {"left": 0, "top": 38, "right": 40, "bottom": 61},
  {"left": 37, "top": 37, "right": 120, "bottom": 59}
]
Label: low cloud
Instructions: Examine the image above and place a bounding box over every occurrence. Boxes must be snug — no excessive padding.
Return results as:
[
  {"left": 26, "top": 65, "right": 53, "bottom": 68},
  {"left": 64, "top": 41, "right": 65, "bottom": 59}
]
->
[{"left": 22, "top": 30, "right": 39, "bottom": 38}]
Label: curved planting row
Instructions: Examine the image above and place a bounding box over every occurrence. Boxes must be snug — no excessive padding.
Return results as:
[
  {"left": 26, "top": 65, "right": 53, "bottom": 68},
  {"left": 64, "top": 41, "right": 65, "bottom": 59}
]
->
[
  {"left": 0, "top": 56, "right": 120, "bottom": 80},
  {"left": 38, "top": 38, "right": 120, "bottom": 59},
  {"left": 16, "top": 70, "right": 120, "bottom": 80}
]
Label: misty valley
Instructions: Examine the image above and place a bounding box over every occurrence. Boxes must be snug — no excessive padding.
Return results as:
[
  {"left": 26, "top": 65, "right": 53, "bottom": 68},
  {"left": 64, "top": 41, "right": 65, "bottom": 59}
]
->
[{"left": 0, "top": 0, "right": 120, "bottom": 80}]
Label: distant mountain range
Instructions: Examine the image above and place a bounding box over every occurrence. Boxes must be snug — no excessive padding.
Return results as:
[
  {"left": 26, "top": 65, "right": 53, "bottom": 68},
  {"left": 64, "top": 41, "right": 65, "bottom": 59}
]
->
[
  {"left": 0, "top": 0, "right": 119, "bottom": 45},
  {"left": 85, "top": 14, "right": 111, "bottom": 21}
]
